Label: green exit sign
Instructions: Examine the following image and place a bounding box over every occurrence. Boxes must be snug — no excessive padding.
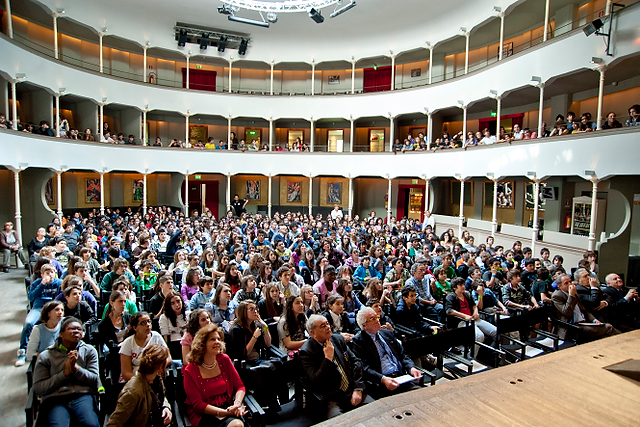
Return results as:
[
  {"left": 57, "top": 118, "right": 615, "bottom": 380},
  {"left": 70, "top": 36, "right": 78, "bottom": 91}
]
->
[
  {"left": 412, "top": 180, "right": 419, "bottom": 184},
  {"left": 249, "top": 131, "right": 256, "bottom": 135},
  {"left": 196, "top": 65, "right": 202, "bottom": 69},
  {"left": 195, "top": 175, "right": 201, "bottom": 180},
  {"left": 491, "top": 111, "right": 497, "bottom": 117}
]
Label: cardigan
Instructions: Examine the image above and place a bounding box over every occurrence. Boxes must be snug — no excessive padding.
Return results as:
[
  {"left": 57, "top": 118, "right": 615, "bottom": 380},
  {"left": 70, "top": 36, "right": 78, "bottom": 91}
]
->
[
  {"left": 105, "top": 372, "right": 170, "bottom": 427},
  {"left": 183, "top": 354, "right": 245, "bottom": 426}
]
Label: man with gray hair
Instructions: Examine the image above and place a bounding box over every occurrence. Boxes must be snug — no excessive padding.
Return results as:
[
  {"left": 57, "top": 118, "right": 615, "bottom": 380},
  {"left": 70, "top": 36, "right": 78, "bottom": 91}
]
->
[
  {"left": 602, "top": 273, "right": 640, "bottom": 330},
  {"left": 299, "top": 314, "right": 372, "bottom": 419},
  {"left": 351, "top": 307, "right": 422, "bottom": 398},
  {"left": 405, "top": 262, "right": 444, "bottom": 322}
]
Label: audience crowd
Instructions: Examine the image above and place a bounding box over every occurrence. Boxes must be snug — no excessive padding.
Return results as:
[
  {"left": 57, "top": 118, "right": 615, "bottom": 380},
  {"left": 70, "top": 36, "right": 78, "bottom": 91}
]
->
[
  {"left": 2, "top": 104, "right": 637, "bottom": 152},
  {"left": 11, "top": 199, "right": 639, "bottom": 426}
]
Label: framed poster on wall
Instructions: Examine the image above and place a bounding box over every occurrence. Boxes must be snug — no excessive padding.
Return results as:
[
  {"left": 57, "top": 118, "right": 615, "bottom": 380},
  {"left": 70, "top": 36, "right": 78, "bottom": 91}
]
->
[{"left": 246, "top": 180, "right": 260, "bottom": 200}]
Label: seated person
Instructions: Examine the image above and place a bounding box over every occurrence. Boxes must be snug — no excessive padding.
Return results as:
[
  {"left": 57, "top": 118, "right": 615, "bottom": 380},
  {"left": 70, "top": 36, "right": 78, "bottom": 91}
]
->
[
  {"left": 181, "top": 309, "right": 212, "bottom": 363},
  {"left": 231, "top": 275, "right": 262, "bottom": 309},
  {"left": 73, "top": 261, "right": 100, "bottom": 298},
  {"left": 574, "top": 268, "right": 610, "bottom": 323},
  {"left": 32, "top": 317, "right": 100, "bottom": 427},
  {"left": 16, "top": 263, "right": 62, "bottom": 366},
  {"left": 181, "top": 266, "right": 202, "bottom": 305},
  {"left": 335, "top": 278, "right": 362, "bottom": 319},
  {"left": 551, "top": 274, "right": 618, "bottom": 341},
  {"left": 98, "top": 291, "right": 131, "bottom": 381},
  {"left": 520, "top": 258, "right": 538, "bottom": 290},
  {"left": 395, "top": 285, "right": 438, "bottom": 336},
  {"left": 502, "top": 270, "right": 540, "bottom": 312},
  {"left": 352, "top": 307, "right": 422, "bottom": 398},
  {"left": 469, "top": 278, "right": 509, "bottom": 315},
  {"left": 206, "top": 283, "right": 235, "bottom": 333},
  {"left": 445, "top": 278, "right": 498, "bottom": 356},
  {"left": 134, "top": 259, "right": 157, "bottom": 293},
  {"left": 148, "top": 274, "right": 175, "bottom": 318},
  {"left": 183, "top": 323, "right": 247, "bottom": 427},
  {"left": 276, "top": 265, "right": 300, "bottom": 297},
  {"left": 257, "top": 282, "right": 284, "bottom": 324},
  {"left": 358, "top": 277, "right": 393, "bottom": 308},
  {"left": 277, "top": 295, "right": 308, "bottom": 353},
  {"left": 189, "top": 276, "right": 215, "bottom": 310},
  {"left": 313, "top": 265, "right": 338, "bottom": 310},
  {"left": 55, "top": 274, "right": 98, "bottom": 314},
  {"left": 602, "top": 273, "right": 640, "bottom": 331},
  {"left": 404, "top": 263, "right": 444, "bottom": 322},
  {"left": 159, "top": 291, "right": 188, "bottom": 348},
  {"left": 430, "top": 266, "right": 451, "bottom": 303},
  {"left": 106, "top": 344, "right": 172, "bottom": 427},
  {"left": 227, "top": 300, "right": 272, "bottom": 363},
  {"left": 26, "top": 300, "right": 64, "bottom": 361},
  {"left": 530, "top": 267, "right": 554, "bottom": 305},
  {"left": 62, "top": 284, "right": 98, "bottom": 327},
  {"left": 323, "top": 295, "right": 357, "bottom": 341},
  {"left": 353, "top": 256, "right": 382, "bottom": 284},
  {"left": 299, "top": 314, "right": 373, "bottom": 419},
  {"left": 1, "top": 220, "right": 29, "bottom": 271},
  {"left": 120, "top": 312, "right": 168, "bottom": 382},
  {"left": 301, "top": 285, "right": 322, "bottom": 316},
  {"left": 100, "top": 257, "right": 136, "bottom": 293}
]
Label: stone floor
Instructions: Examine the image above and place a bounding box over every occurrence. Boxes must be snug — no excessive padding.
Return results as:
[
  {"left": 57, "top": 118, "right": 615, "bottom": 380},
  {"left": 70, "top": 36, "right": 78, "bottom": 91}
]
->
[{"left": 0, "top": 268, "right": 30, "bottom": 427}]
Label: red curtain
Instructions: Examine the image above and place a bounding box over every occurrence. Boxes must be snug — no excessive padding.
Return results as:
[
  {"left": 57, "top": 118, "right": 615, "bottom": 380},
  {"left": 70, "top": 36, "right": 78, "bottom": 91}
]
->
[
  {"left": 182, "top": 68, "right": 217, "bottom": 92},
  {"left": 479, "top": 113, "right": 525, "bottom": 134},
  {"left": 363, "top": 66, "right": 392, "bottom": 93}
]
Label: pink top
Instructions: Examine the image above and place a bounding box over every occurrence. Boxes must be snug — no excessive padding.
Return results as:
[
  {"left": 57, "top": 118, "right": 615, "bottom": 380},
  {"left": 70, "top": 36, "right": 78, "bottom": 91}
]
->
[
  {"left": 313, "top": 278, "right": 338, "bottom": 309},
  {"left": 180, "top": 331, "right": 194, "bottom": 347},
  {"left": 183, "top": 354, "right": 246, "bottom": 426}
]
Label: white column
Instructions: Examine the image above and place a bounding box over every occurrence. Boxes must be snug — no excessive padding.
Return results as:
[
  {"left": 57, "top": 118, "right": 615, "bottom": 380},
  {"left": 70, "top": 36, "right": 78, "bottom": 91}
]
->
[
  {"left": 308, "top": 176, "right": 313, "bottom": 216},
  {"left": 267, "top": 175, "right": 273, "bottom": 217},
  {"left": 596, "top": 67, "right": 606, "bottom": 131},
  {"left": 351, "top": 58, "right": 356, "bottom": 94},
  {"left": 424, "top": 178, "right": 430, "bottom": 217},
  {"left": 348, "top": 176, "right": 354, "bottom": 218},
  {"left": 268, "top": 117, "right": 274, "bottom": 151},
  {"left": 390, "top": 53, "right": 396, "bottom": 90},
  {"left": 428, "top": 46, "right": 433, "bottom": 84},
  {"left": 498, "top": 12, "right": 505, "bottom": 61},
  {"left": 426, "top": 112, "right": 433, "bottom": 150},
  {"left": 270, "top": 61, "right": 274, "bottom": 95},
  {"left": 5, "top": 0, "right": 13, "bottom": 38},
  {"left": 588, "top": 178, "right": 599, "bottom": 251},
  {"left": 98, "top": 32, "right": 104, "bottom": 73},
  {"left": 464, "top": 31, "right": 470, "bottom": 74},
  {"left": 142, "top": 172, "right": 148, "bottom": 215},
  {"left": 186, "top": 54, "right": 190, "bottom": 89},
  {"left": 183, "top": 173, "right": 189, "bottom": 215},
  {"left": 543, "top": 0, "right": 550, "bottom": 42},
  {"left": 458, "top": 179, "right": 465, "bottom": 238},
  {"left": 13, "top": 169, "right": 22, "bottom": 250},
  {"left": 55, "top": 93, "right": 61, "bottom": 137},
  {"left": 350, "top": 118, "right": 355, "bottom": 152},
  {"left": 310, "top": 118, "right": 315, "bottom": 152},
  {"left": 98, "top": 103, "right": 104, "bottom": 141},
  {"left": 226, "top": 174, "right": 231, "bottom": 212},
  {"left": 56, "top": 170, "right": 63, "bottom": 224},
  {"left": 53, "top": 14, "right": 59, "bottom": 60},
  {"left": 228, "top": 57, "right": 233, "bottom": 93},
  {"left": 143, "top": 45, "right": 148, "bottom": 82},
  {"left": 311, "top": 61, "right": 315, "bottom": 95},
  {"left": 496, "top": 96, "right": 502, "bottom": 134},
  {"left": 142, "top": 109, "right": 148, "bottom": 146},
  {"left": 605, "top": 0, "right": 612, "bottom": 16},
  {"left": 491, "top": 179, "right": 498, "bottom": 237},
  {"left": 387, "top": 177, "right": 392, "bottom": 224},
  {"left": 389, "top": 115, "right": 395, "bottom": 152},
  {"left": 537, "top": 84, "right": 545, "bottom": 138},
  {"left": 99, "top": 171, "right": 105, "bottom": 216},
  {"left": 531, "top": 179, "right": 540, "bottom": 252},
  {"left": 185, "top": 113, "right": 190, "bottom": 148},
  {"left": 227, "top": 116, "right": 232, "bottom": 150},
  {"left": 10, "top": 80, "right": 18, "bottom": 130},
  {"left": 461, "top": 105, "right": 468, "bottom": 144}
]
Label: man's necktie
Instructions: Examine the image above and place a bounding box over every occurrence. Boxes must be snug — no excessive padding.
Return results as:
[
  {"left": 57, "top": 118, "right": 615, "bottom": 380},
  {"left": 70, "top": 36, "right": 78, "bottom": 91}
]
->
[{"left": 333, "top": 354, "right": 349, "bottom": 392}]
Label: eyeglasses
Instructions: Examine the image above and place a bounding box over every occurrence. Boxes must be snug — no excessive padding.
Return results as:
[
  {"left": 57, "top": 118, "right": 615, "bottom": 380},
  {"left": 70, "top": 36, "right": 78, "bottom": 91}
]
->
[
  {"left": 364, "top": 315, "right": 380, "bottom": 324},
  {"left": 137, "top": 320, "right": 152, "bottom": 325},
  {"left": 247, "top": 307, "right": 257, "bottom": 312},
  {"left": 66, "top": 326, "right": 83, "bottom": 332}
]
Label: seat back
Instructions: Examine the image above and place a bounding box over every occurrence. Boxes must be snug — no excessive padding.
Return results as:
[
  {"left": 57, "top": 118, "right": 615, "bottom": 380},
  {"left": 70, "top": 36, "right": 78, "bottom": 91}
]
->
[{"left": 403, "top": 325, "right": 475, "bottom": 359}]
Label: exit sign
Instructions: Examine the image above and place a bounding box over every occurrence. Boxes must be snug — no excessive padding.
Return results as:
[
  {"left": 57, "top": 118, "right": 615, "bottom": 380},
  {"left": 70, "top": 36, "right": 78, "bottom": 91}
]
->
[
  {"left": 196, "top": 65, "right": 202, "bottom": 69},
  {"left": 412, "top": 180, "right": 419, "bottom": 184},
  {"left": 195, "top": 175, "right": 201, "bottom": 180},
  {"left": 490, "top": 111, "right": 497, "bottom": 117}
]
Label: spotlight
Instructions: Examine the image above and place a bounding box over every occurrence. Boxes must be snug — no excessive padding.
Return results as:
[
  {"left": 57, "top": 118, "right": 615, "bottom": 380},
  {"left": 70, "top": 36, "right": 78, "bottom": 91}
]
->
[
  {"left": 218, "top": 35, "right": 228, "bottom": 52},
  {"left": 330, "top": 1, "right": 356, "bottom": 18},
  {"left": 583, "top": 18, "right": 604, "bottom": 37},
  {"left": 228, "top": 15, "right": 270, "bottom": 28},
  {"left": 178, "top": 29, "right": 187, "bottom": 47},
  {"left": 200, "top": 32, "right": 210, "bottom": 50},
  {"left": 309, "top": 8, "right": 324, "bottom": 23},
  {"left": 266, "top": 12, "right": 278, "bottom": 23},
  {"left": 238, "top": 39, "right": 248, "bottom": 56},
  {"left": 218, "top": 4, "right": 234, "bottom": 15}
]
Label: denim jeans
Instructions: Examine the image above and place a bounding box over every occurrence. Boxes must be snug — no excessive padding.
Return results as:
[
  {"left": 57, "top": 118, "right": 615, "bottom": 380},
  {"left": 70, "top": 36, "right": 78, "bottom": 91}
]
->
[
  {"left": 19, "top": 307, "right": 42, "bottom": 350},
  {"left": 44, "top": 394, "right": 100, "bottom": 427}
]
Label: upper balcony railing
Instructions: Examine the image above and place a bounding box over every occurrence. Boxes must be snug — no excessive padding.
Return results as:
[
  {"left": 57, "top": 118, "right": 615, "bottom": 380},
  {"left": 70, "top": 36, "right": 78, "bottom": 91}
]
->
[{"left": 6, "top": 2, "right": 636, "bottom": 95}]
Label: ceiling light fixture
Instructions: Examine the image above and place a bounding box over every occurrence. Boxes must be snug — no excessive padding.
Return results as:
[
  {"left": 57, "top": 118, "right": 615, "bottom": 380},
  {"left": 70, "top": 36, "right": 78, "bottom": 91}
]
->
[
  {"left": 330, "top": 0, "right": 356, "bottom": 18},
  {"left": 218, "top": 35, "right": 228, "bottom": 52},
  {"left": 228, "top": 15, "right": 270, "bottom": 27},
  {"left": 309, "top": 8, "right": 324, "bottom": 23},
  {"left": 178, "top": 29, "right": 188, "bottom": 47},
  {"left": 200, "top": 33, "right": 210, "bottom": 50},
  {"left": 238, "top": 39, "right": 248, "bottom": 55}
]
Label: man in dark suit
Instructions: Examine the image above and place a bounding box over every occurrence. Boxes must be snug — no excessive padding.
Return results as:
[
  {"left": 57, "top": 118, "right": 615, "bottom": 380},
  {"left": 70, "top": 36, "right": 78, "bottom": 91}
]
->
[
  {"left": 551, "top": 274, "right": 618, "bottom": 341},
  {"left": 300, "top": 314, "right": 373, "bottom": 419},
  {"left": 351, "top": 307, "right": 422, "bottom": 398},
  {"left": 602, "top": 273, "right": 640, "bottom": 330}
]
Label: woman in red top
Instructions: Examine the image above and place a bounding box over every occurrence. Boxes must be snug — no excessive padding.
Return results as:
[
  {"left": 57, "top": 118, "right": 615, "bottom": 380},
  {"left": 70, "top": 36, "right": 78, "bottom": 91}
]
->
[{"left": 183, "top": 323, "right": 247, "bottom": 427}]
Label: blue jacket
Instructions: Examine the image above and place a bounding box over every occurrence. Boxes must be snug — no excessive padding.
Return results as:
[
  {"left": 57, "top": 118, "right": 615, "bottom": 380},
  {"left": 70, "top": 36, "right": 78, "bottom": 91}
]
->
[{"left": 29, "top": 278, "right": 63, "bottom": 309}]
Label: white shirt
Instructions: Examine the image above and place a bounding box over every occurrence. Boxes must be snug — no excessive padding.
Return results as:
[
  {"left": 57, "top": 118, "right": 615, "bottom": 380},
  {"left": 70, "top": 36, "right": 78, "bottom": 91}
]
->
[
  {"left": 331, "top": 209, "right": 344, "bottom": 220},
  {"left": 481, "top": 135, "right": 496, "bottom": 145},
  {"left": 119, "top": 331, "right": 166, "bottom": 376}
]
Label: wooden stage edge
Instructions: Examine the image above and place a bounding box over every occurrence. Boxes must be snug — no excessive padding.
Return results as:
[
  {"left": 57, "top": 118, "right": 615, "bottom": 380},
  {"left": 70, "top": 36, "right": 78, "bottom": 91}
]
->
[{"left": 317, "top": 330, "right": 640, "bottom": 427}]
